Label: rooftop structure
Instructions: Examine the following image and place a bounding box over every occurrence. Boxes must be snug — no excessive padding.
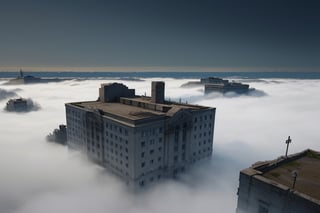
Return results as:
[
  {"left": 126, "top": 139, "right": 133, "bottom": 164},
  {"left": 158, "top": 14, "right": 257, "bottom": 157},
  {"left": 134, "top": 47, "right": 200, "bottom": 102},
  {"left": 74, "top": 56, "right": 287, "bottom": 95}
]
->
[
  {"left": 65, "top": 82, "right": 215, "bottom": 188},
  {"left": 236, "top": 149, "right": 320, "bottom": 213}
]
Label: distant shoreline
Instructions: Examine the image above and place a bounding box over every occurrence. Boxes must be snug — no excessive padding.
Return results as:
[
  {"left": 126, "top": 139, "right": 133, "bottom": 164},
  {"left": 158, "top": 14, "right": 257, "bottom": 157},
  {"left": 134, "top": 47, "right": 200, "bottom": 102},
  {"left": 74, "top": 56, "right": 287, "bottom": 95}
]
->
[{"left": 0, "top": 71, "right": 320, "bottom": 79}]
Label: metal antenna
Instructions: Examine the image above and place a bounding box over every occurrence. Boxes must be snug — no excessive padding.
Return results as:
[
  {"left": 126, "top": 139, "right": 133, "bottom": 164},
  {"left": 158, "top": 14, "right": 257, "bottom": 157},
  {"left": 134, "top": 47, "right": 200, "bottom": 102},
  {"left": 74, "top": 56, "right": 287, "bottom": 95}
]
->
[{"left": 285, "top": 136, "right": 292, "bottom": 158}]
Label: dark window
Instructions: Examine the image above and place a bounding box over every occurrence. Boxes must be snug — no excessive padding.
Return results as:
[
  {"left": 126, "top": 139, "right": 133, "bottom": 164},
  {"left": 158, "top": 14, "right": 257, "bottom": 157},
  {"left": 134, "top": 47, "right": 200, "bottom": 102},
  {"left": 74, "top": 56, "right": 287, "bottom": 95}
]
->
[
  {"left": 174, "top": 126, "right": 180, "bottom": 142},
  {"left": 141, "top": 162, "right": 145, "bottom": 168},
  {"left": 141, "top": 152, "right": 145, "bottom": 158},
  {"left": 182, "top": 144, "right": 186, "bottom": 150},
  {"left": 258, "top": 201, "right": 269, "bottom": 213}
]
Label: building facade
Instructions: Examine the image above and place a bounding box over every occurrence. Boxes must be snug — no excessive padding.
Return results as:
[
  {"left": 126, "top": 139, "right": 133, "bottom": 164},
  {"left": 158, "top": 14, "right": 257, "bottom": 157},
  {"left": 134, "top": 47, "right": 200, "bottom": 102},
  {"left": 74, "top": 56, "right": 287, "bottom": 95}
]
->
[
  {"left": 65, "top": 82, "right": 216, "bottom": 187},
  {"left": 236, "top": 149, "right": 320, "bottom": 213}
]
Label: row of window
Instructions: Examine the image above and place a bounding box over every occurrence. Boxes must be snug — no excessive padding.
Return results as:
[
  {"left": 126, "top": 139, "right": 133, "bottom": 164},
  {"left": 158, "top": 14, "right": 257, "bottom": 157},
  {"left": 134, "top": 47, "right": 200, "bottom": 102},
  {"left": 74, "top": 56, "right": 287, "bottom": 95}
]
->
[
  {"left": 105, "top": 122, "right": 128, "bottom": 136},
  {"left": 139, "top": 174, "right": 162, "bottom": 186},
  {"left": 193, "top": 147, "right": 212, "bottom": 156},
  {"left": 141, "top": 137, "right": 162, "bottom": 148},
  {"left": 193, "top": 131, "right": 212, "bottom": 139},
  {"left": 194, "top": 114, "right": 213, "bottom": 123},
  {"left": 193, "top": 122, "right": 212, "bottom": 131},
  {"left": 141, "top": 157, "right": 162, "bottom": 168},
  {"left": 140, "top": 127, "right": 163, "bottom": 137}
]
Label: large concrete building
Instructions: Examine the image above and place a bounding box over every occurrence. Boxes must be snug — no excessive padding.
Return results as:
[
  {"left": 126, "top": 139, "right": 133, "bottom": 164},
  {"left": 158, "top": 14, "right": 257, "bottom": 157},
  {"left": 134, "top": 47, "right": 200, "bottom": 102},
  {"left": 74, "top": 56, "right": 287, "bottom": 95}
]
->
[
  {"left": 236, "top": 149, "right": 320, "bottom": 213},
  {"left": 65, "top": 82, "right": 215, "bottom": 187}
]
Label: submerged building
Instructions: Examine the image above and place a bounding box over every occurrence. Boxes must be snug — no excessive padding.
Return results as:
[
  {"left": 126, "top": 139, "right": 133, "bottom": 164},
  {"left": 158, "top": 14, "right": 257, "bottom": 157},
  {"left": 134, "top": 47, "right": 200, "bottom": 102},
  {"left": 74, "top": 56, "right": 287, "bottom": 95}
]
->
[
  {"left": 6, "top": 98, "right": 28, "bottom": 112},
  {"left": 236, "top": 149, "right": 320, "bottom": 213},
  {"left": 46, "top": 124, "right": 67, "bottom": 145},
  {"left": 65, "top": 82, "right": 215, "bottom": 187},
  {"left": 202, "top": 77, "right": 249, "bottom": 94},
  {"left": 180, "top": 77, "right": 250, "bottom": 94}
]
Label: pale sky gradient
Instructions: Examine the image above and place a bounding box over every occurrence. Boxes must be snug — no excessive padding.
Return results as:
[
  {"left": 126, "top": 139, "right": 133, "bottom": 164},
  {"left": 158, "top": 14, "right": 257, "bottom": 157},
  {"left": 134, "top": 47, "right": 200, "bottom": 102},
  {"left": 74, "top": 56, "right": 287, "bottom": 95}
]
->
[{"left": 0, "top": 0, "right": 319, "bottom": 72}]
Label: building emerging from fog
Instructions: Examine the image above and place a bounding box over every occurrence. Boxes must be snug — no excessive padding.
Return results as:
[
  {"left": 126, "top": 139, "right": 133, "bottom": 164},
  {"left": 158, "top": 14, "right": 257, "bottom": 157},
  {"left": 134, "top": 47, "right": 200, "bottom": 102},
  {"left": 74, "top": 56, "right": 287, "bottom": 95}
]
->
[
  {"left": 6, "top": 98, "right": 28, "bottom": 112},
  {"left": 65, "top": 82, "right": 215, "bottom": 187},
  {"left": 236, "top": 149, "right": 320, "bottom": 213}
]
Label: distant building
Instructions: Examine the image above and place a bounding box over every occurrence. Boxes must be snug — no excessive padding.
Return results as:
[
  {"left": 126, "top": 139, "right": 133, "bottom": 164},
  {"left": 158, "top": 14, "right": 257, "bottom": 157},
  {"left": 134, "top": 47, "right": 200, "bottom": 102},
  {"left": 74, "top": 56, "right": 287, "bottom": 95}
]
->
[
  {"left": 201, "top": 77, "right": 249, "bottom": 94},
  {"left": 6, "top": 98, "right": 28, "bottom": 112},
  {"left": 46, "top": 124, "right": 67, "bottom": 145},
  {"left": 180, "top": 77, "right": 250, "bottom": 94},
  {"left": 236, "top": 149, "right": 320, "bottom": 213},
  {"left": 5, "top": 70, "right": 64, "bottom": 85},
  {"left": 65, "top": 82, "right": 216, "bottom": 188}
]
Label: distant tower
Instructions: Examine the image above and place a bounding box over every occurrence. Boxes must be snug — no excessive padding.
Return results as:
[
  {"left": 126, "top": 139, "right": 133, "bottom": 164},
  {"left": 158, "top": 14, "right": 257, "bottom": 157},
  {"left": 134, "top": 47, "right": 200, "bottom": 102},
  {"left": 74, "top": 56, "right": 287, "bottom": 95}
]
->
[
  {"left": 151, "top": 81, "right": 165, "bottom": 104},
  {"left": 19, "top": 69, "right": 24, "bottom": 78}
]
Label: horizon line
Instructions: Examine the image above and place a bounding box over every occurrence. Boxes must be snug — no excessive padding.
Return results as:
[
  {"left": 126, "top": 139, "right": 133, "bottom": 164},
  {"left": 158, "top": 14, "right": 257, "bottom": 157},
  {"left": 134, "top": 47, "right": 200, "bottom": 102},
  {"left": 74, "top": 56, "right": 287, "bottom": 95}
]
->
[{"left": 0, "top": 66, "right": 319, "bottom": 72}]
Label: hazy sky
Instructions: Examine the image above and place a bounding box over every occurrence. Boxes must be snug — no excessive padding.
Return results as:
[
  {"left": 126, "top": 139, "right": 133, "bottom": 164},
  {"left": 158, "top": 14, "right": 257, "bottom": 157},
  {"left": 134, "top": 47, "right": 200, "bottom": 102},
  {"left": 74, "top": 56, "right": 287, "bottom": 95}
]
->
[{"left": 0, "top": 0, "right": 319, "bottom": 71}]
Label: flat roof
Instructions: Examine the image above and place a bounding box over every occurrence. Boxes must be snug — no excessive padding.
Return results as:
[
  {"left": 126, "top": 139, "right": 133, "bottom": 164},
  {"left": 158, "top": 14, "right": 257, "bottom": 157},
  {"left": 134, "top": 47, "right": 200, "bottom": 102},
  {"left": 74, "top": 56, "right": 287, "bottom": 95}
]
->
[
  {"left": 262, "top": 151, "right": 320, "bottom": 200},
  {"left": 71, "top": 101, "right": 166, "bottom": 121},
  {"left": 68, "top": 96, "right": 210, "bottom": 122}
]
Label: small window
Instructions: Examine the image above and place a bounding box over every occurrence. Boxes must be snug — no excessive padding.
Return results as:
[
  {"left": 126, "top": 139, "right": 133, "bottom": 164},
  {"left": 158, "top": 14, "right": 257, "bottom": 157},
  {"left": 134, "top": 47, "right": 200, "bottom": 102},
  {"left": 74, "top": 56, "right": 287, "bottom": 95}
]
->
[
  {"left": 141, "top": 162, "right": 145, "bottom": 168},
  {"left": 258, "top": 200, "right": 269, "bottom": 213}
]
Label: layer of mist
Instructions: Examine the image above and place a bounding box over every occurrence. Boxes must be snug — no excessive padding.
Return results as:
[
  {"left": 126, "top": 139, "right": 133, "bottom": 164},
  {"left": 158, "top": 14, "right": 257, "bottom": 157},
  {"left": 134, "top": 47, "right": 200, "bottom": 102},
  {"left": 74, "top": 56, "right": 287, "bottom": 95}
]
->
[
  {"left": 0, "top": 88, "right": 17, "bottom": 100},
  {"left": 0, "top": 77, "right": 319, "bottom": 213}
]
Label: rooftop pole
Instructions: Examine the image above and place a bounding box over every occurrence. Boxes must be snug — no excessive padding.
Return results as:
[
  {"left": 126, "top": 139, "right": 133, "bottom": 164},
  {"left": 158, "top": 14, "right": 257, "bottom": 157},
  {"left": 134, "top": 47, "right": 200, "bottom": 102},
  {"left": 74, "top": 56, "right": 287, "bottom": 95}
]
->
[
  {"left": 292, "top": 170, "right": 298, "bottom": 189},
  {"left": 285, "top": 136, "right": 292, "bottom": 158}
]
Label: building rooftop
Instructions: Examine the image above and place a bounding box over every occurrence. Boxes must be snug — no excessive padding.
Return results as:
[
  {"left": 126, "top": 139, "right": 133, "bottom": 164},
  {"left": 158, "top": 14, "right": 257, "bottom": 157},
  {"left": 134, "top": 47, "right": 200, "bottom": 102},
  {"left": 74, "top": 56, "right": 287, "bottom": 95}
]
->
[
  {"left": 263, "top": 150, "right": 320, "bottom": 200},
  {"left": 67, "top": 82, "right": 211, "bottom": 126},
  {"left": 73, "top": 99, "right": 165, "bottom": 120},
  {"left": 71, "top": 97, "right": 207, "bottom": 121},
  {"left": 243, "top": 149, "right": 320, "bottom": 202}
]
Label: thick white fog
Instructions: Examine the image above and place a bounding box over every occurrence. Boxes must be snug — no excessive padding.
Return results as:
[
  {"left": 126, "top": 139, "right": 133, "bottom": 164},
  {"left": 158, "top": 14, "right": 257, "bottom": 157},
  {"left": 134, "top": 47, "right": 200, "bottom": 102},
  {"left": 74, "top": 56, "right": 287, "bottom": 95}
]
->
[{"left": 0, "top": 78, "right": 319, "bottom": 213}]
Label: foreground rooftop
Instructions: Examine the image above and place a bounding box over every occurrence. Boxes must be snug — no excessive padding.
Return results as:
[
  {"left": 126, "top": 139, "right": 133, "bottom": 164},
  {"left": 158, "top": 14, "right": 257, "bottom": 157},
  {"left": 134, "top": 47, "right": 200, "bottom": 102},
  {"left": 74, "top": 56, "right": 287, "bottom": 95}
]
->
[{"left": 244, "top": 149, "right": 320, "bottom": 201}]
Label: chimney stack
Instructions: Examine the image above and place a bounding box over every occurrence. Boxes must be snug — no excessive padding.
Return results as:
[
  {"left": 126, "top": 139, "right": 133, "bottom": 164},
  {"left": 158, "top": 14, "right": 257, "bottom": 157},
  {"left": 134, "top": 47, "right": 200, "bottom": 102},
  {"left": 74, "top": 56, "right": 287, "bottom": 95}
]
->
[{"left": 151, "top": 81, "right": 165, "bottom": 104}]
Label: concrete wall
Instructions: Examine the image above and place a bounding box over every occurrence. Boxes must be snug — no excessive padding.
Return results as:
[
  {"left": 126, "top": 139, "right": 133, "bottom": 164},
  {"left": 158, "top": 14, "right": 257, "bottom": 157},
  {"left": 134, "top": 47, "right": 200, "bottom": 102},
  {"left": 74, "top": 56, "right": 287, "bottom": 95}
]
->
[{"left": 236, "top": 171, "right": 320, "bottom": 213}]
